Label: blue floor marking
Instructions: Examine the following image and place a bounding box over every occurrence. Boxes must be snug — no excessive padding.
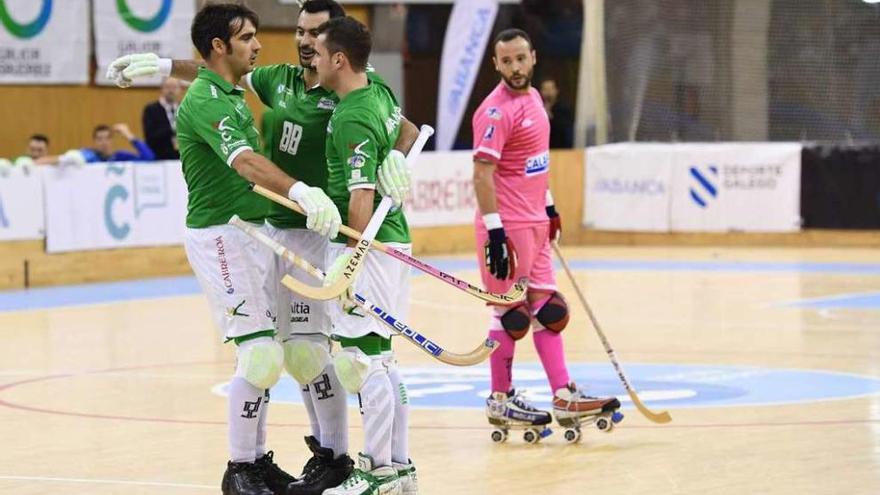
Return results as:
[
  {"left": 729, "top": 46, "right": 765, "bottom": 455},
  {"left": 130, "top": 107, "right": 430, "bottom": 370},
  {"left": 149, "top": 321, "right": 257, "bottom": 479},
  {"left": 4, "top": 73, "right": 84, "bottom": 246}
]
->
[
  {"left": 784, "top": 292, "right": 880, "bottom": 310},
  {"left": 2, "top": 258, "right": 880, "bottom": 311},
  {"left": 212, "top": 363, "right": 880, "bottom": 411}
]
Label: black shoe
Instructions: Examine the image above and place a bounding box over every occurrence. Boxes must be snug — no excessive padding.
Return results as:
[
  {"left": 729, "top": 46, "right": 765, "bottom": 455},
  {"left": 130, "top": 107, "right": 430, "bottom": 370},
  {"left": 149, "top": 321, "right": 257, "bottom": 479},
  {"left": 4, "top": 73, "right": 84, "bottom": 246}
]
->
[
  {"left": 222, "top": 461, "right": 274, "bottom": 495},
  {"left": 285, "top": 436, "right": 354, "bottom": 495},
  {"left": 256, "top": 451, "right": 297, "bottom": 495}
]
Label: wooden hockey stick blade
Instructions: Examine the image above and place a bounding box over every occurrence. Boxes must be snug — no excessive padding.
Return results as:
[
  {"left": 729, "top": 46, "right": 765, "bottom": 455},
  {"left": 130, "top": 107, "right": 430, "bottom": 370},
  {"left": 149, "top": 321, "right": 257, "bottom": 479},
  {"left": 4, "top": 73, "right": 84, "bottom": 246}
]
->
[
  {"left": 250, "top": 184, "right": 526, "bottom": 304},
  {"left": 229, "top": 214, "right": 494, "bottom": 366},
  {"left": 281, "top": 197, "right": 392, "bottom": 300},
  {"left": 352, "top": 293, "right": 497, "bottom": 366},
  {"left": 552, "top": 242, "right": 672, "bottom": 424}
]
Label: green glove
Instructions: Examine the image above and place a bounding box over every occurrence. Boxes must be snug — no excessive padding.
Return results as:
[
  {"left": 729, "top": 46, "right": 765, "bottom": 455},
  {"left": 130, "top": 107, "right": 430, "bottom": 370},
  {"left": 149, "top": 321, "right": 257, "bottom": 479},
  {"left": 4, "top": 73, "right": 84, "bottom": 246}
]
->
[{"left": 377, "top": 149, "right": 411, "bottom": 207}]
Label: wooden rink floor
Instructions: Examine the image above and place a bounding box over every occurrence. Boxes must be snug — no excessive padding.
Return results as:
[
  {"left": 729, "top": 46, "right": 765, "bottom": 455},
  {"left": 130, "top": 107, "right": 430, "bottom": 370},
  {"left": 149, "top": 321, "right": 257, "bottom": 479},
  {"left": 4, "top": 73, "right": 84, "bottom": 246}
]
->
[{"left": 2, "top": 246, "right": 880, "bottom": 495}]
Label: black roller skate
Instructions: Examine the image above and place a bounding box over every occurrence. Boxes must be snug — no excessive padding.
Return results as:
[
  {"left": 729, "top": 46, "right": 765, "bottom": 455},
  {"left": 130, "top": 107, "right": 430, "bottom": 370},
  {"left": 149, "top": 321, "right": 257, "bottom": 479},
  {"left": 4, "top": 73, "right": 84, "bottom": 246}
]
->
[
  {"left": 486, "top": 388, "right": 553, "bottom": 444},
  {"left": 255, "top": 451, "right": 297, "bottom": 495},
  {"left": 552, "top": 382, "right": 623, "bottom": 443},
  {"left": 222, "top": 460, "right": 274, "bottom": 495},
  {"left": 285, "top": 436, "right": 354, "bottom": 495}
]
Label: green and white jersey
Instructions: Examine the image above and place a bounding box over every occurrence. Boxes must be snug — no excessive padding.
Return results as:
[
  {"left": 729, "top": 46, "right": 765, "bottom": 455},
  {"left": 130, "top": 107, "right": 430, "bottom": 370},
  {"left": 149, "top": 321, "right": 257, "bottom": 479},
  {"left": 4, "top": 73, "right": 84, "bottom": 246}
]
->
[
  {"left": 325, "top": 79, "right": 410, "bottom": 244},
  {"left": 247, "top": 64, "right": 385, "bottom": 230},
  {"left": 176, "top": 68, "right": 268, "bottom": 228}
]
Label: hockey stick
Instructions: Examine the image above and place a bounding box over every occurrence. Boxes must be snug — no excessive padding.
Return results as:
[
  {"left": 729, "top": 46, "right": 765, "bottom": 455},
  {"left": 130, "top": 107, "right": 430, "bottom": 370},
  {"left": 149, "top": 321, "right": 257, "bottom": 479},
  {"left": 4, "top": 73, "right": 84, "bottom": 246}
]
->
[
  {"left": 552, "top": 242, "right": 672, "bottom": 424},
  {"left": 232, "top": 197, "right": 391, "bottom": 301},
  {"left": 251, "top": 184, "right": 527, "bottom": 305},
  {"left": 229, "top": 216, "right": 497, "bottom": 366}
]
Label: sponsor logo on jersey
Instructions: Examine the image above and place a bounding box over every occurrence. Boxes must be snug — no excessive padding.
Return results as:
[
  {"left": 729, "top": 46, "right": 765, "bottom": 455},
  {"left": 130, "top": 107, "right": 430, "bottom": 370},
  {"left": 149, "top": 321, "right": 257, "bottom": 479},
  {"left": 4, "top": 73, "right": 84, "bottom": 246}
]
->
[
  {"left": 483, "top": 125, "right": 496, "bottom": 141},
  {"left": 486, "top": 107, "right": 502, "bottom": 120},
  {"left": 521, "top": 118, "right": 534, "bottom": 128},
  {"left": 210, "top": 85, "right": 218, "bottom": 98},
  {"left": 385, "top": 106, "right": 402, "bottom": 135},
  {"left": 525, "top": 151, "right": 550, "bottom": 176},
  {"left": 215, "top": 235, "right": 234, "bottom": 294},
  {"left": 317, "top": 98, "right": 336, "bottom": 110}
]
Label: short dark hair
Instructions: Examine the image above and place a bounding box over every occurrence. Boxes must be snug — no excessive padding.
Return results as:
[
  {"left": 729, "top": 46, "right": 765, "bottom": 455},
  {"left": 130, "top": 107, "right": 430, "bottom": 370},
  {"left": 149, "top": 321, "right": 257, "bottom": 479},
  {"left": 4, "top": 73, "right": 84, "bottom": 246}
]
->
[
  {"left": 493, "top": 28, "right": 533, "bottom": 52},
  {"left": 301, "top": 0, "right": 345, "bottom": 19},
  {"left": 93, "top": 125, "right": 111, "bottom": 137},
  {"left": 317, "top": 16, "right": 371, "bottom": 72},
  {"left": 191, "top": 3, "right": 260, "bottom": 60},
  {"left": 29, "top": 134, "right": 49, "bottom": 145}
]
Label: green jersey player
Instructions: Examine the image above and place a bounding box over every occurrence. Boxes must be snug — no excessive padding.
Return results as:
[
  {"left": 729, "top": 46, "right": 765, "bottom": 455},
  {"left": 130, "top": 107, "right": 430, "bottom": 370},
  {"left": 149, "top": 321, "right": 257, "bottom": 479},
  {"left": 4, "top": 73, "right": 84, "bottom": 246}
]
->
[
  {"left": 108, "top": 3, "right": 417, "bottom": 495},
  {"left": 109, "top": 4, "right": 350, "bottom": 495},
  {"left": 314, "top": 16, "right": 416, "bottom": 495}
]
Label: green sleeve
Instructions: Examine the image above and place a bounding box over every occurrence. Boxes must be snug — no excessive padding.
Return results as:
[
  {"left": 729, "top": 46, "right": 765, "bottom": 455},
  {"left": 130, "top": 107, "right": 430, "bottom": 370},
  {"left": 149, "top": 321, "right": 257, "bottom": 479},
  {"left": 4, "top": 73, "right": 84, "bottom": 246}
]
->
[
  {"left": 191, "top": 98, "right": 255, "bottom": 166},
  {"left": 333, "top": 117, "right": 380, "bottom": 191},
  {"left": 248, "top": 64, "right": 288, "bottom": 108}
]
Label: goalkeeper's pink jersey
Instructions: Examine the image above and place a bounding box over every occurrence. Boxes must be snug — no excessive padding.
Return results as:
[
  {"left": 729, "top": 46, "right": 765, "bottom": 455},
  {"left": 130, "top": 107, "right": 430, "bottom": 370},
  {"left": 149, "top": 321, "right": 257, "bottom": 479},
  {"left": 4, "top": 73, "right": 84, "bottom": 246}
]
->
[{"left": 472, "top": 82, "right": 551, "bottom": 230}]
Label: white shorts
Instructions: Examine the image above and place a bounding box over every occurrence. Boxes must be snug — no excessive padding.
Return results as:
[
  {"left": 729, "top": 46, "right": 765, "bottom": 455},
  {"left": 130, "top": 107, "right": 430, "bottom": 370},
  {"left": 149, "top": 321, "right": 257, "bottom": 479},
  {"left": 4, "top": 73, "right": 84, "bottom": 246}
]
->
[
  {"left": 263, "top": 224, "right": 331, "bottom": 338},
  {"left": 326, "top": 242, "right": 411, "bottom": 340},
  {"left": 185, "top": 224, "right": 274, "bottom": 341}
]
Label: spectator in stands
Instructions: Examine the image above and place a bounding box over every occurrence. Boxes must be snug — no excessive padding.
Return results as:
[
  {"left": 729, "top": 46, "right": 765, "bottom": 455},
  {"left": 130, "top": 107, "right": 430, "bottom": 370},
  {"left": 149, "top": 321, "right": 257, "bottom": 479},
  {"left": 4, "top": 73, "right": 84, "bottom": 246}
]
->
[
  {"left": 13, "top": 134, "right": 55, "bottom": 166},
  {"left": 142, "top": 77, "right": 182, "bottom": 160},
  {"left": 81, "top": 124, "right": 155, "bottom": 163},
  {"left": 539, "top": 77, "right": 574, "bottom": 148}
]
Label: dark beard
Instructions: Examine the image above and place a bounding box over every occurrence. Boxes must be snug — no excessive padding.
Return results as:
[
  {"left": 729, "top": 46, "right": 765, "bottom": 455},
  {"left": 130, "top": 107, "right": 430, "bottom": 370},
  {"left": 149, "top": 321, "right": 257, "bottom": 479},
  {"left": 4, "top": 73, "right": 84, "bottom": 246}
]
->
[
  {"left": 502, "top": 71, "right": 532, "bottom": 90},
  {"left": 299, "top": 49, "right": 315, "bottom": 69}
]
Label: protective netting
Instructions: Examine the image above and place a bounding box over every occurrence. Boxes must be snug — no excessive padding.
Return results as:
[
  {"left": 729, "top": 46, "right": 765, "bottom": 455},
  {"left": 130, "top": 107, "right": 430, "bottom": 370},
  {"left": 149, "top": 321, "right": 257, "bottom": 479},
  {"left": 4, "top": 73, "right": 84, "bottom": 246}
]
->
[{"left": 604, "top": 0, "right": 880, "bottom": 143}]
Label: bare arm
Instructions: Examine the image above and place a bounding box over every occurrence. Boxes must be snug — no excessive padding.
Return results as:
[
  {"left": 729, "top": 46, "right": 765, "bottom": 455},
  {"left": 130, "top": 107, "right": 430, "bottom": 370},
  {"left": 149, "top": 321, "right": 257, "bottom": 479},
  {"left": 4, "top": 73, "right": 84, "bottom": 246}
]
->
[
  {"left": 393, "top": 117, "right": 419, "bottom": 155},
  {"left": 169, "top": 60, "right": 202, "bottom": 82},
  {"left": 473, "top": 158, "right": 499, "bottom": 214},
  {"left": 231, "top": 150, "right": 296, "bottom": 197},
  {"left": 347, "top": 189, "right": 376, "bottom": 247}
]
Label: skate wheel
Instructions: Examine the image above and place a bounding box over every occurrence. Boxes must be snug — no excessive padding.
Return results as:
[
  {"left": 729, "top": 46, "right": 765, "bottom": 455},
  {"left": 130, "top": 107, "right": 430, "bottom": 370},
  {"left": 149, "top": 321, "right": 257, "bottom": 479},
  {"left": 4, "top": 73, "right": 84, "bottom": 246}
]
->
[
  {"left": 563, "top": 428, "right": 581, "bottom": 444},
  {"left": 612, "top": 411, "right": 624, "bottom": 424},
  {"left": 523, "top": 428, "right": 540, "bottom": 444},
  {"left": 491, "top": 428, "right": 508, "bottom": 443},
  {"left": 596, "top": 416, "right": 611, "bottom": 432}
]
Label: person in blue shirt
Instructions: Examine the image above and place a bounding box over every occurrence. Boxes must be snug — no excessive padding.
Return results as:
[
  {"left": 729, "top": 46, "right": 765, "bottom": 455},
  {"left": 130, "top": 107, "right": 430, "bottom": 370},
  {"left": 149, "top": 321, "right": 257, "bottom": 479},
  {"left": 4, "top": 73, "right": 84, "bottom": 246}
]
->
[{"left": 80, "top": 123, "right": 155, "bottom": 163}]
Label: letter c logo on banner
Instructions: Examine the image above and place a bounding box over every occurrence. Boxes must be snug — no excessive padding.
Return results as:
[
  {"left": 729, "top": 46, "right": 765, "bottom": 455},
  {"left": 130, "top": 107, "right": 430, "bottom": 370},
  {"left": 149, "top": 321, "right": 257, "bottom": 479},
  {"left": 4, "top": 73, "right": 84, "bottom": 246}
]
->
[
  {"left": 117, "top": 0, "right": 172, "bottom": 33},
  {"left": 0, "top": 0, "right": 52, "bottom": 40},
  {"left": 105, "top": 185, "right": 131, "bottom": 240}
]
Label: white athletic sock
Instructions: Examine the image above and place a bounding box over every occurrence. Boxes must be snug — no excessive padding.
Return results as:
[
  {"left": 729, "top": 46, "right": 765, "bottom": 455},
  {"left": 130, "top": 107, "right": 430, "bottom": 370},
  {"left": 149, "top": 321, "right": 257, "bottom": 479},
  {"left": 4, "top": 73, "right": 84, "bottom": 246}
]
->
[
  {"left": 359, "top": 365, "right": 394, "bottom": 468},
  {"left": 300, "top": 381, "right": 321, "bottom": 440},
  {"left": 228, "top": 376, "right": 264, "bottom": 463},
  {"left": 311, "top": 363, "right": 349, "bottom": 458},
  {"left": 385, "top": 353, "right": 410, "bottom": 464},
  {"left": 255, "top": 388, "right": 270, "bottom": 457}
]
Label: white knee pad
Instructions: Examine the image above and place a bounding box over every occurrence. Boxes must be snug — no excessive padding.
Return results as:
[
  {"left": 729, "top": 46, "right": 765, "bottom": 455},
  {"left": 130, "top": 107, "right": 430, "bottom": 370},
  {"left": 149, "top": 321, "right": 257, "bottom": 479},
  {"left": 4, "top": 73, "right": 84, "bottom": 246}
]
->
[
  {"left": 283, "top": 335, "right": 332, "bottom": 384},
  {"left": 333, "top": 348, "right": 384, "bottom": 394},
  {"left": 235, "top": 338, "right": 284, "bottom": 390}
]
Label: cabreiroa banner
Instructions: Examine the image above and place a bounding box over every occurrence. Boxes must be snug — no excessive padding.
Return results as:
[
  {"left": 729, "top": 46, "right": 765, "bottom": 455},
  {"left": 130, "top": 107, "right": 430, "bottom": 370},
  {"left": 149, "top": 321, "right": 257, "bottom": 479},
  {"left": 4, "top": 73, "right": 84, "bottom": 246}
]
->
[
  {"left": 93, "top": 0, "right": 194, "bottom": 86},
  {"left": 0, "top": 0, "right": 89, "bottom": 84}
]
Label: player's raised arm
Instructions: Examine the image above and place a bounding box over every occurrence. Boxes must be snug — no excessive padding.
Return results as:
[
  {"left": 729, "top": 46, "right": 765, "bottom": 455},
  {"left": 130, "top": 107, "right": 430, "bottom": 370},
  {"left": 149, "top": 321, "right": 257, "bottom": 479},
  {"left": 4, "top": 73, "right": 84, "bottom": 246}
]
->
[{"left": 107, "top": 54, "right": 255, "bottom": 89}]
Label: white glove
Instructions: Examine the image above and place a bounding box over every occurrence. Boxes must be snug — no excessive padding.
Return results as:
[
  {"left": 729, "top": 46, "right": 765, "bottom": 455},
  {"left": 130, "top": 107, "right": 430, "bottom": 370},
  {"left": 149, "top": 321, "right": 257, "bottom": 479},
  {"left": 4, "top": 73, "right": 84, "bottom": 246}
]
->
[
  {"left": 106, "top": 53, "right": 171, "bottom": 88},
  {"left": 288, "top": 182, "right": 342, "bottom": 238},
  {"left": 376, "top": 149, "right": 411, "bottom": 207},
  {"left": 58, "top": 149, "right": 86, "bottom": 167},
  {"left": 0, "top": 158, "right": 12, "bottom": 177}
]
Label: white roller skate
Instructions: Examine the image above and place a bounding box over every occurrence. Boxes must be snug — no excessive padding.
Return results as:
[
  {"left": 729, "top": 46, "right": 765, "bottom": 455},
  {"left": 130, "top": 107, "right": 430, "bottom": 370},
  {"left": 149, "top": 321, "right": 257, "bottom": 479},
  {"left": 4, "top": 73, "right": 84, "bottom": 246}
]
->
[
  {"left": 552, "top": 383, "right": 623, "bottom": 443},
  {"left": 486, "top": 388, "right": 553, "bottom": 444}
]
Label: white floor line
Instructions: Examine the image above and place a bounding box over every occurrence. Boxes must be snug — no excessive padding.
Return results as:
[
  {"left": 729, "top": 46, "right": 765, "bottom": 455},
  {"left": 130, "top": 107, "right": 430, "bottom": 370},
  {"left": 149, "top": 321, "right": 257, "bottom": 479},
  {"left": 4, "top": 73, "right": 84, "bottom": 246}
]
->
[{"left": 0, "top": 475, "right": 213, "bottom": 490}]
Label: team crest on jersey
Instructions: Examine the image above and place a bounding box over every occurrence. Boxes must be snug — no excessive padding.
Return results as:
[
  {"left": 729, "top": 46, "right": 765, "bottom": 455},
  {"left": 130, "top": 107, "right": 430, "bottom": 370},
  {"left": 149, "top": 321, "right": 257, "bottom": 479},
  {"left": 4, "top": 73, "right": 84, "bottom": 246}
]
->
[
  {"left": 317, "top": 98, "right": 336, "bottom": 110},
  {"left": 348, "top": 154, "right": 366, "bottom": 168},
  {"left": 486, "top": 107, "right": 502, "bottom": 120},
  {"left": 483, "top": 125, "right": 496, "bottom": 141},
  {"left": 525, "top": 151, "right": 550, "bottom": 176}
]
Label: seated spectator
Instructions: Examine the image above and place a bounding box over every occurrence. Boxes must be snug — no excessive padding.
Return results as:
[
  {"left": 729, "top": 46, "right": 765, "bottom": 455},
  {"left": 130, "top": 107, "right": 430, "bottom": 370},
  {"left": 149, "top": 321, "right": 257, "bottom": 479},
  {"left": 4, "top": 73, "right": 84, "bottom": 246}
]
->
[
  {"left": 539, "top": 77, "right": 574, "bottom": 148},
  {"left": 80, "top": 124, "right": 155, "bottom": 163},
  {"left": 142, "top": 77, "right": 182, "bottom": 160},
  {"left": 14, "top": 134, "right": 55, "bottom": 166}
]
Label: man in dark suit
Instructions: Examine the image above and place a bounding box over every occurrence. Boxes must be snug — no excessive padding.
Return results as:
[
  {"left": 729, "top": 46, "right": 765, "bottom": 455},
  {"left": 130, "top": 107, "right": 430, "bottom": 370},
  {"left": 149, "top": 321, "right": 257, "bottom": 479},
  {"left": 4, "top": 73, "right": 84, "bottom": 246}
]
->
[{"left": 142, "top": 77, "right": 182, "bottom": 160}]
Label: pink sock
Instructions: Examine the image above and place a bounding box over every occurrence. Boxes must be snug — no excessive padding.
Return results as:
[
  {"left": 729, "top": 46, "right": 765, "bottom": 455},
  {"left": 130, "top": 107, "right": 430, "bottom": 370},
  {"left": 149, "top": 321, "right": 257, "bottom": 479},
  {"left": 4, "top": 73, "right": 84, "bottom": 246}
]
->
[
  {"left": 488, "top": 329, "right": 515, "bottom": 393},
  {"left": 533, "top": 329, "right": 570, "bottom": 393}
]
